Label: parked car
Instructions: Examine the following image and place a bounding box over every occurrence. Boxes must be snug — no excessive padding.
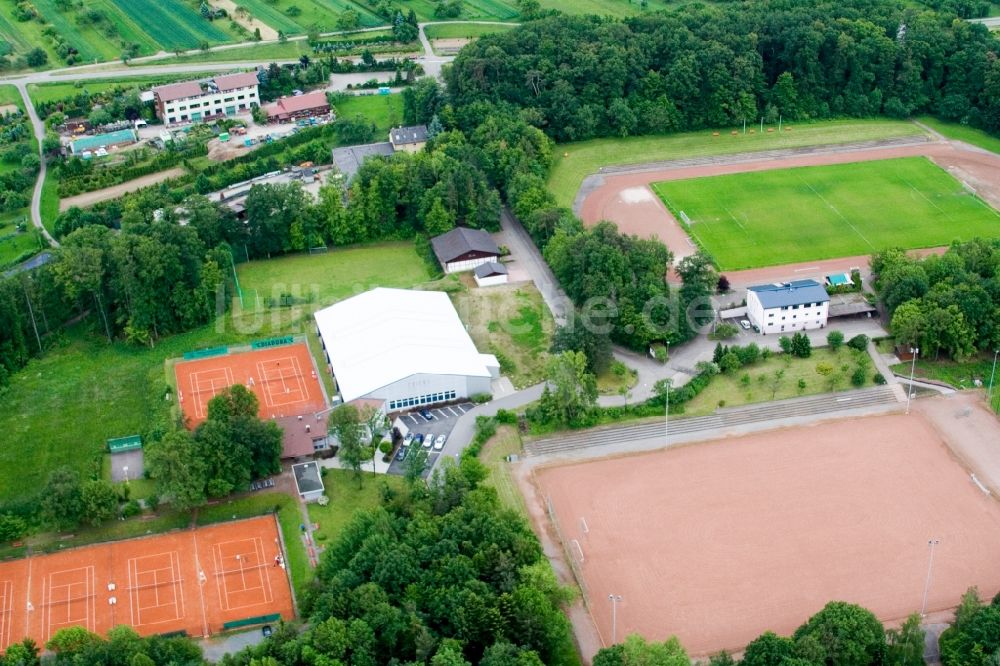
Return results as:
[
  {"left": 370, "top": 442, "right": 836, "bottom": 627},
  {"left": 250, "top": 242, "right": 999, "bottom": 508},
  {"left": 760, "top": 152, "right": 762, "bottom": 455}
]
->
[
  {"left": 740, "top": 319, "right": 751, "bottom": 330},
  {"left": 403, "top": 432, "right": 414, "bottom": 446},
  {"left": 423, "top": 433, "right": 434, "bottom": 448},
  {"left": 395, "top": 446, "right": 407, "bottom": 461},
  {"left": 413, "top": 433, "right": 424, "bottom": 447},
  {"left": 261, "top": 625, "right": 273, "bottom": 638},
  {"left": 433, "top": 434, "right": 446, "bottom": 450},
  {"left": 419, "top": 408, "right": 434, "bottom": 421}
]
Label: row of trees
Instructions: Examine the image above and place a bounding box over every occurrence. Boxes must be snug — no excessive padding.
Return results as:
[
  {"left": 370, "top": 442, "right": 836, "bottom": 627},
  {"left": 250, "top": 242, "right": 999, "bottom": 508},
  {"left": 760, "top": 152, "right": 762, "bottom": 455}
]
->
[
  {"left": 447, "top": 1, "right": 1000, "bottom": 141},
  {"left": 875, "top": 239, "right": 1000, "bottom": 360}
]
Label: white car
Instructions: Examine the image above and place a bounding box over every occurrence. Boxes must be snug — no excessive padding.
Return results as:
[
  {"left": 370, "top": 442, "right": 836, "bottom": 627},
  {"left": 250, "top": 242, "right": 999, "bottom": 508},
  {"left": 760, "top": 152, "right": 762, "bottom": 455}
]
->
[
  {"left": 739, "top": 319, "right": 751, "bottom": 330},
  {"left": 423, "top": 433, "right": 434, "bottom": 448},
  {"left": 433, "top": 434, "right": 446, "bottom": 450},
  {"left": 403, "top": 432, "right": 414, "bottom": 446}
]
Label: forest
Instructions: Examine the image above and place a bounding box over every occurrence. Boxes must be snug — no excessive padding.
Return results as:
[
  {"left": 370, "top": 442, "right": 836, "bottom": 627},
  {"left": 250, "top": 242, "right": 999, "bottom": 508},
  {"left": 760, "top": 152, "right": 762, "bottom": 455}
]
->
[{"left": 447, "top": 1, "right": 1000, "bottom": 141}]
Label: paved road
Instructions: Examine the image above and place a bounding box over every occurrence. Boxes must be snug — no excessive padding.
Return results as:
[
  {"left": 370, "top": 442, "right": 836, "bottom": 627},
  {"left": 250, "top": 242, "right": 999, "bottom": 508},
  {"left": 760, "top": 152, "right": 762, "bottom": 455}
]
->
[
  {"left": 500, "top": 207, "right": 571, "bottom": 323},
  {"left": 969, "top": 16, "right": 1000, "bottom": 26},
  {"left": 15, "top": 82, "right": 57, "bottom": 247}
]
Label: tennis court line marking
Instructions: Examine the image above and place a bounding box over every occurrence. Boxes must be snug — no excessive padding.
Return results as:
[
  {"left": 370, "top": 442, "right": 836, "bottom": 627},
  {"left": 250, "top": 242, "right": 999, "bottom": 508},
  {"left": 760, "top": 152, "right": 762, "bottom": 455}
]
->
[
  {"left": 0, "top": 580, "right": 12, "bottom": 651},
  {"left": 212, "top": 538, "right": 273, "bottom": 612},
  {"left": 127, "top": 552, "right": 184, "bottom": 626},
  {"left": 45, "top": 566, "right": 94, "bottom": 640},
  {"left": 256, "top": 357, "right": 308, "bottom": 409},
  {"left": 190, "top": 367, "right": 234, "bottom": 418}
]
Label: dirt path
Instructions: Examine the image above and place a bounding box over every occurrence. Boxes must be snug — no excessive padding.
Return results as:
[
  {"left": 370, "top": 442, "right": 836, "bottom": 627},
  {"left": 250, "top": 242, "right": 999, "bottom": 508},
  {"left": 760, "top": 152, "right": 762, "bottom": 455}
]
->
[
  {"left": 210, "top": 0, "right": 279, "bottom": 41},
  {"left": 59, "top": 167, "right": 186, "bottom": 211},
  {"left": 579, "top": 139, "right": 1000, "bottom": 281}
]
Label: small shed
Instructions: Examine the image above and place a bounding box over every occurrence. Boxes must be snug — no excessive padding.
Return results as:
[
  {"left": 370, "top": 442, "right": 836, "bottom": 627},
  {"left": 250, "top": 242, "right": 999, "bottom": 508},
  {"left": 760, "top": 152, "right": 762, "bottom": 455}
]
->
[
  {"left": 292, "top": 461, "right": 325, "bottom": 502},
  {"left": 431, "top": 227, "right": 500, "bottom": 274},
  {"left": 473, "top": 261, "right": 509, "bottom": 287}
]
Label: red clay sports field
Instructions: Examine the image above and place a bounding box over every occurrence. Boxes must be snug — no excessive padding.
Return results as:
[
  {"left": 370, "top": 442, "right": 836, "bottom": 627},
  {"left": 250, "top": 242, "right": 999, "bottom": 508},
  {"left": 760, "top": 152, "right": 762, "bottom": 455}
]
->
[
  {"left": 537, "top": 413, "right": 1000, "bottom": 655},
  {"left": 174, "top": 343, "right": 325, "bottom": 428},
  {"left": 0, "top": 516, "right": 294, "bottom": 651}
]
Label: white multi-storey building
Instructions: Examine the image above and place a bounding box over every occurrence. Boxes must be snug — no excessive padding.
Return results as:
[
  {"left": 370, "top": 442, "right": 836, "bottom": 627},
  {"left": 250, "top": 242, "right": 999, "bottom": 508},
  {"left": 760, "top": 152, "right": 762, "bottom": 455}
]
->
[
  {"left": 152, "top": 72, "right": 260, "bottom": 125},
  {"left": 746, "top": 279, "right": 830, "bottom": 335}
]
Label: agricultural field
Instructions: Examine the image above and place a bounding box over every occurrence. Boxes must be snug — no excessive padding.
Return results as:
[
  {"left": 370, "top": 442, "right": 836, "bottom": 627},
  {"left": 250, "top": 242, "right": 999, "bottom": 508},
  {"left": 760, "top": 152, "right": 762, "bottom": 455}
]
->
[
  {"left": 233, "top": 0, "right": 384, "bottom": 32},
  {"left": 27, "top": 75, "right": 194, "bottom": 106},
  {"left": 107, "top": 0, "right": 233, "bottom": 51},
  {"left": 652, "top": 157, "right": 1000, "bottom": 270},
  {"left": 548, "top": 119, "right": 925, "bottom": 208},
  {"left": 424, "top": 22, "right": 516, "bottom": 38},
  {"left": 236, "top": 242, "right": 432, "bottom": 310}
]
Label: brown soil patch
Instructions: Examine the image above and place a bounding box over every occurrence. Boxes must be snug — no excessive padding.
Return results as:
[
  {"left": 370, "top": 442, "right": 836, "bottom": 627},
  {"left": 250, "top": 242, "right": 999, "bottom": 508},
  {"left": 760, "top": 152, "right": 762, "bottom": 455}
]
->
[
  {"left": 210, "top": 0, "right": 279, "bottom": 40},
  {"left": 535, "top": 413, "right": 1000, "bottom": 655},
  {"left": 59, "top": 167, "right": 186, "bottom": 211}
]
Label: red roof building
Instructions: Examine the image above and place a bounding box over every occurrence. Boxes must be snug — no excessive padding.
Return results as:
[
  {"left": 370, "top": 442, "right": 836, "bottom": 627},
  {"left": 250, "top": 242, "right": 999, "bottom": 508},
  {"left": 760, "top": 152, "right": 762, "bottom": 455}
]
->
[{"left": 264, "top": 92, "right": 331, "bottom": 123}]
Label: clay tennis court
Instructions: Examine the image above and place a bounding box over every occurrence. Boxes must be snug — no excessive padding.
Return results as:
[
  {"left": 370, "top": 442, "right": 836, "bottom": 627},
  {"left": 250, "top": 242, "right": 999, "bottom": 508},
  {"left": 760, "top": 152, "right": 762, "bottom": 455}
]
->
[
  {"left": 0, "top": 516, "right": 293, "bottom": 651},
  {"left": 578, "top": 139, "right": 1000, "bottom": 283},
  {"left": 175, "top": 343, "right": 325, "bottom": 428},
  {"left": 536, "top": 413, "right": 1000, "bottom": 655}
]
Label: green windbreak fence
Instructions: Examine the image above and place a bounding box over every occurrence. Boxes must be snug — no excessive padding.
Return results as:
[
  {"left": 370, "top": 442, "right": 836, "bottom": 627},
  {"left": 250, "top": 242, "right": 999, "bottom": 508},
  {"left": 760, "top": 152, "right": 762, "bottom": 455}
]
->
[
  {"left": 108, "top": 435, "right": 142, "bottom": 453},
  {"left": 223, "top": 613, "right": 281, "bottom": 630},
  {"left": 251, "top": 336, "right": 294, "bottom": 350},
  {"left": 182, "top": 345, "right": 229, "bottom": 360}
]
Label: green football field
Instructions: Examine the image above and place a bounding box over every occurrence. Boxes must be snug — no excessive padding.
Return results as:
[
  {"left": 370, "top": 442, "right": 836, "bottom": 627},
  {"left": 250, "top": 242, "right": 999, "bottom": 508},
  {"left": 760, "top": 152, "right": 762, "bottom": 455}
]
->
[{"left": 652, "top": 157, "right": 1000, "bottom": 270}]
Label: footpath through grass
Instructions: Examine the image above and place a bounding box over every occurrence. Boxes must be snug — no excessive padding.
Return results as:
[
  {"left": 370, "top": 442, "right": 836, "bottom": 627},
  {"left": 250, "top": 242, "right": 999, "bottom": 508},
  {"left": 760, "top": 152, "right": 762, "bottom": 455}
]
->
[
  {"left": 547, "top": 119, "right": 925, "bottom": 208},
  {"left": 652, "top": 157, "right": 1000, "bottom": 270},
  {"left": 478, "top": 425, "right": 526, "bottom": 515},
  {"left": 918, "top": 116, "right": 1000, "bottom": 156}
]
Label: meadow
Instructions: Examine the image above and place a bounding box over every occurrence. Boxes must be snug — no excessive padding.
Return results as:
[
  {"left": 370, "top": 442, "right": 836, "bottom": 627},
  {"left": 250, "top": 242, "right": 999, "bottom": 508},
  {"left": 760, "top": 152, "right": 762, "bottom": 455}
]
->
[
  {"left": 547, "top": 119, "right": 925, "bottom": 208},
  {"left": 652, "top": 157, "right": 1000, "bottom": 270},
  {"left": 27, "top": 74, "right": 195, "bottom": 106},
  {"left": 236, "top": 242, "right": 431, "bottom": 309}
]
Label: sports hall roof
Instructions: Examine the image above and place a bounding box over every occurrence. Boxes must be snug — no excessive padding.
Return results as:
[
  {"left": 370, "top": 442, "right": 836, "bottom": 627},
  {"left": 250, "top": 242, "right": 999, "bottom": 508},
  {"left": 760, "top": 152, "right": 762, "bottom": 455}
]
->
[{"left": 314, "top": 288, "right": 495, "bottom": 403}]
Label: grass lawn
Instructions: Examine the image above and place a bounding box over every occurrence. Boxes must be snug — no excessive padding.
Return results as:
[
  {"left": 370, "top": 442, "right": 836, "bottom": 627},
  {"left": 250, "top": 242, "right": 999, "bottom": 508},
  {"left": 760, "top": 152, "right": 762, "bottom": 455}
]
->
[
  {"left": 236, "top": 242, "right": 432, "bottom": 311},
  {"left": 40, "top": 171, "right": 60, "bottom": 235},
  {"left": 652, "top": 157, "right": 1000, "bottom": 270},
  {"left": 683, "top": 347, "right": 876, "bottom": 416},
  {"left": 333, "top": 94, "right": 404, "bottom": 134},
  {"left": 452, "top": 283, "right": 554, "bottom": 389},
  {"left": 478, "top": 425, "right": 526, "bottom": 515},
  {"left": 918, "top": 116, "right": 1000, "bottom": 156},
  {"left": 195, "top": 491, "right": 311, "bottom": 601},
  {"left": 596, "top": 359, "right": 638, "bottom": 396},
  {"left": 308, "top": 468, "right": 404, "bottom": 544},
  {"left": 0, "top": 84, "right": 23, "bottom": 108},
  {"left": 424, "top": 22, "right": 516, "bottom": 39},
  {"left": 547, "top": 119, "right": 925, "bottom": 208},
  {"left": 889, "top": 353, "right": 999, "bottom": 391},
  {"left": 0, "top": 211, "right": 43, "bottom": 269}
]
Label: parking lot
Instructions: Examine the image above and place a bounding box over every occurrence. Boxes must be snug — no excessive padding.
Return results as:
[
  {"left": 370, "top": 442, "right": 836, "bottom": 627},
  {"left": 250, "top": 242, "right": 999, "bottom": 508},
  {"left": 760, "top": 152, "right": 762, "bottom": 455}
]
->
[{"left": 388, "top": 402, "right": 475, "bottom": 475}]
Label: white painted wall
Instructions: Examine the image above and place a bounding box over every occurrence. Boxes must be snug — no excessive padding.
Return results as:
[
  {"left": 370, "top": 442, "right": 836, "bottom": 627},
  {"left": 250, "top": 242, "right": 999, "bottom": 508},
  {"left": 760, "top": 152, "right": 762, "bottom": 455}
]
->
[
  {"left": 748, "top": 290, "right": 829, "bottom": 334},
  {"left": 474, "top": 273, "right": 508, "bottom": 287},
  {"left": 445, "top": 255, "right": 497, "bottom": 274}
]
